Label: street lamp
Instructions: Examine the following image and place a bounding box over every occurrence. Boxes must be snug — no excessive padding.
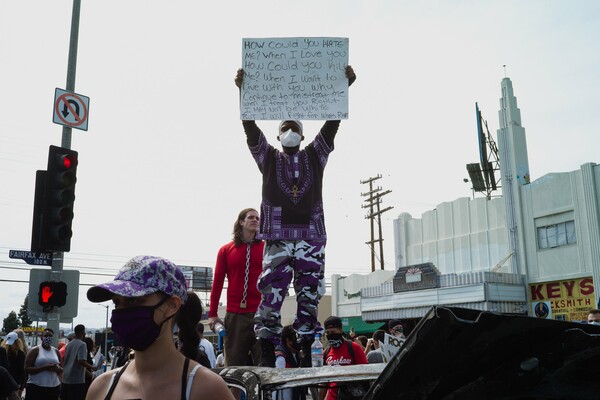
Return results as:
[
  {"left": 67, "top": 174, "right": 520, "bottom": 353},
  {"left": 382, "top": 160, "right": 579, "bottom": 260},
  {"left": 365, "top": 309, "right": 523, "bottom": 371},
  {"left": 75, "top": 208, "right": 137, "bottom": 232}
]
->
[{"left": 98, "top": 304, "right": 109, "bottom": 362}]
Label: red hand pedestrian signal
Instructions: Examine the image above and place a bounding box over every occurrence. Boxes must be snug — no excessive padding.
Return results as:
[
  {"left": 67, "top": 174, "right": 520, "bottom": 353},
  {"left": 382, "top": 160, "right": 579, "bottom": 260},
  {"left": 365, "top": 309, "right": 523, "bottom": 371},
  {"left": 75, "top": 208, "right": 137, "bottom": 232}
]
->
[
  {"left": 38, "top": 281, "right": 68, "bottom": 308},
  {"left": 41, "top": 285, "right": 54, "bottom": 303}
]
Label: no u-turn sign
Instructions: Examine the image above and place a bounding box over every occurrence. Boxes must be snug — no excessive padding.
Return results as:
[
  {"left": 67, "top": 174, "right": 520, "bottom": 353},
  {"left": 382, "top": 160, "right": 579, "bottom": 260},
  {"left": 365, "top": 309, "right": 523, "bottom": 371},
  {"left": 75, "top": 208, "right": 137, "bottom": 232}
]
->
[{"left": 53, "top": 88, "right": 90, "bottom": 131}]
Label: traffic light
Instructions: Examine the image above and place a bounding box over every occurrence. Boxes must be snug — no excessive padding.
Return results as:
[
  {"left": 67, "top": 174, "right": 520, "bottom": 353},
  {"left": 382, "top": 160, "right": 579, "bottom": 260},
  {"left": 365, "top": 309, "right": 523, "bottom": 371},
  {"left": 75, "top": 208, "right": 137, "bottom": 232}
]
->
[
  {"left": 35, "top": 146, "right": 79, "bottom": 252},
  {"left": 38, "top": 281, "right": 68, "bottom": 309}
]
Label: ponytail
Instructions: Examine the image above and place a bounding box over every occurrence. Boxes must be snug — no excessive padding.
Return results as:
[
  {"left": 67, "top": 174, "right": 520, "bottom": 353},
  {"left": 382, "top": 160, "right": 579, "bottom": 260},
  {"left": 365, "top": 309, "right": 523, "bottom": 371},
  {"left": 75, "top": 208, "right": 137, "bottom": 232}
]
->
[{"left": 176, "top": 291, "right": 203, "bottom": 360}]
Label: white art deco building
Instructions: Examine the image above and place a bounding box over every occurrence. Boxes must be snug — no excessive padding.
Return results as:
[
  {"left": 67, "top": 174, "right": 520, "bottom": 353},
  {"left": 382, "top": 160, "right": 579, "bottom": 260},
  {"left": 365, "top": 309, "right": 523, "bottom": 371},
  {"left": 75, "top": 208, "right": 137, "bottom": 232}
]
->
[{"left": 332, "top": 77, "right": 600, "bottom": 326}]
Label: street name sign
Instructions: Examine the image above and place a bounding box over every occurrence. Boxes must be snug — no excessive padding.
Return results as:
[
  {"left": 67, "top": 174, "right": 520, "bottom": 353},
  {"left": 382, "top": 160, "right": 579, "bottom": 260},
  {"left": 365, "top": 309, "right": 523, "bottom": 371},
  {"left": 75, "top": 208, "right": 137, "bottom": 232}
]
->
[{"left": 9, "top": 249, "right": 53, "bottom": 266}]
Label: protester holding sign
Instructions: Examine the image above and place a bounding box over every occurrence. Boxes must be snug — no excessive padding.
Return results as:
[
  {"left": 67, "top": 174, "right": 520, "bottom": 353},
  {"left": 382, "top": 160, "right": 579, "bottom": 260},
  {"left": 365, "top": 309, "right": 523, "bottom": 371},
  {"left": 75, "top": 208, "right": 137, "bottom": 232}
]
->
[{"left": 235, "top": 63, "right": 356, "bottom": 367}]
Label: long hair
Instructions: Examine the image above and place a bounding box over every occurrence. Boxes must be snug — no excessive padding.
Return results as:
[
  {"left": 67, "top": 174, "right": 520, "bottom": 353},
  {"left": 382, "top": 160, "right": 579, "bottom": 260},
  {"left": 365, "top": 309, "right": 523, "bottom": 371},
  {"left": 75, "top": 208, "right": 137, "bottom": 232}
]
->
[
  {"left": 176, "top": 291, "right": 203, "bottom": 360},
  {"left": 13, "top": 329, "right": 28, "bottom": 354},
  {"left": 2, "top": 337, "right": 24, "bottom": 357},
  {"left": 232, "top": 208, "right": 258, "bottom": 246},
  {"left": 83, "top": 337, "right": 95, "bottom": 353}
]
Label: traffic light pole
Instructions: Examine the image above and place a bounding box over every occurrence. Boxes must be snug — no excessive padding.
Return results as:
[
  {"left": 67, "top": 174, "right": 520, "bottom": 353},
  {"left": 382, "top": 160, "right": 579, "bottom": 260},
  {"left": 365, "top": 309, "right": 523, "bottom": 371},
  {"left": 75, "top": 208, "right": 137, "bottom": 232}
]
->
[
  {"left": 48, "top": 0, "right": 81, "bottom": 347},
  {"left": 61, "top": 0, "right": 80, "bottom": 150}
]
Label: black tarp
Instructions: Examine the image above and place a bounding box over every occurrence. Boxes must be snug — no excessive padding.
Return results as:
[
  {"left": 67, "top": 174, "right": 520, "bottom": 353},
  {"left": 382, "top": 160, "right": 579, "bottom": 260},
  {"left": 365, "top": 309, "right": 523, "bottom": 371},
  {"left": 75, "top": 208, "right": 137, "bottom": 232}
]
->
[{"left": 365, "top": 306, "right": 600, "bottom": 400}]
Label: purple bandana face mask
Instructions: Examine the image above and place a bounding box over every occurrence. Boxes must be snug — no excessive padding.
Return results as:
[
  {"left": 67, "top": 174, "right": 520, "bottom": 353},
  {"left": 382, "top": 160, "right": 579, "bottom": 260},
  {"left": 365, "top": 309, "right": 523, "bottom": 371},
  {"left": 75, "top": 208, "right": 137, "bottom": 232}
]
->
[{"left": 110, "top": 297, "right": 172, "bottom": 351}]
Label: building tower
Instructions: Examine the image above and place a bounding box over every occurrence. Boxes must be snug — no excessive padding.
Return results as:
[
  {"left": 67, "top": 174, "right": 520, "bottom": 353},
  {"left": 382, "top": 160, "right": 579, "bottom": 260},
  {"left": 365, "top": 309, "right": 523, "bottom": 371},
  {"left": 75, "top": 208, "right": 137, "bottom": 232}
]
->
[{"left": 497, "top": 78, "right": 530, "bottom": 274}]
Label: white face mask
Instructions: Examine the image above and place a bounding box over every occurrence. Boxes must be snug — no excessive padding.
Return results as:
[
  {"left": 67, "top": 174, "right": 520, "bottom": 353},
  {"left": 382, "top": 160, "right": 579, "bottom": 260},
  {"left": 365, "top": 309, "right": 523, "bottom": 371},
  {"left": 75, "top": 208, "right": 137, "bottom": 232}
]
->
[{"left": 279, "top": 129, "right": 302, "bottom": 147}]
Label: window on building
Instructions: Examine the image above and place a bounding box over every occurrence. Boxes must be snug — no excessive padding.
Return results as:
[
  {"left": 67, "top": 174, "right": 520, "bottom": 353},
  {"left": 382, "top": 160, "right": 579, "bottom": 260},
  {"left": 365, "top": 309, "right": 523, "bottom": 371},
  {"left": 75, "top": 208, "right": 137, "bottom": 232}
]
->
[{"left": 537, "top": 220, "right": 576, "bottom": 249}]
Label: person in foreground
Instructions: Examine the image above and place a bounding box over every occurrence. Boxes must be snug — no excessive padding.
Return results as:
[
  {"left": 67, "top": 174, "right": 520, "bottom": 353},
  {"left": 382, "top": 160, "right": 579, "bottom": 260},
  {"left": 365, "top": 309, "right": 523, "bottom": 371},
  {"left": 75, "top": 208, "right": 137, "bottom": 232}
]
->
[{"left": 85, "top": 255, "right": 234, "bottom": 400}]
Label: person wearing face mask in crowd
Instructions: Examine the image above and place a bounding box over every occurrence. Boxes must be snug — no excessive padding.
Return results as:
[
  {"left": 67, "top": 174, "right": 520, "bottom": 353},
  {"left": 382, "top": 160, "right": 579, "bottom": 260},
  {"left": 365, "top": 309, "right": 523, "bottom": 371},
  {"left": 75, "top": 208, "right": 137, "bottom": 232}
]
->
[
  {"left": 274, "top": 325, "right": 305, "bottom": 400},
  {"left": 319, "top": 316, "right": 367, "bottom": 400},
  {"left": 235, "top": 65, "right": 357, "bottom": 367},
  {"left": 387, "top": 319, "right": 406, "bottom": 340},
  {"left": 85, "top": 255, "right": 234, "bottom": 400},
  {"left": 23, "top": 328, "right": 62, "bottom": 400},
  {"left": 587, "top": 309, "right": 600, "bottom": 325}
]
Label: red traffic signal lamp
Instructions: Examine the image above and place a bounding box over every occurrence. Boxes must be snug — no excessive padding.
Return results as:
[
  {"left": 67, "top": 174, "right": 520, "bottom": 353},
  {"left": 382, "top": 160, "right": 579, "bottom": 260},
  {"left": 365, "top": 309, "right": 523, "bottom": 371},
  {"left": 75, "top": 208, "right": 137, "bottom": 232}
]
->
[
  {"left": 38, "top": 281, "right": 68, "bottom": 308},
  {"left": 32, "top": 146, "right": 79, "bottom": 252}
]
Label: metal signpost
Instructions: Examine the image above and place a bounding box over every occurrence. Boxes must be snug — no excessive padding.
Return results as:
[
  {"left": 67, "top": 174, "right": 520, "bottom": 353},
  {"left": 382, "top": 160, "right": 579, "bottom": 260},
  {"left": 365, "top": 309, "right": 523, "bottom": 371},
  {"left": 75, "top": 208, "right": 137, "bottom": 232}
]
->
[{"left": 45, "top": 0, "right": 83, "bottom": 345}]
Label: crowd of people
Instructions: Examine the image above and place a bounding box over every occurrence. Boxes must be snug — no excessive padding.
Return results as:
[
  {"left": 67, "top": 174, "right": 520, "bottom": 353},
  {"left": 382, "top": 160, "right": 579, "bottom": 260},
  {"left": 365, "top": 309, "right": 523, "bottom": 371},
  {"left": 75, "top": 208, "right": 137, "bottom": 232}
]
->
[
  {"left": 4, "top": 251, "right": 600, "bottom": 400},
  {"left": 0, "top": 325, "right": 107, "bottom": 400}
]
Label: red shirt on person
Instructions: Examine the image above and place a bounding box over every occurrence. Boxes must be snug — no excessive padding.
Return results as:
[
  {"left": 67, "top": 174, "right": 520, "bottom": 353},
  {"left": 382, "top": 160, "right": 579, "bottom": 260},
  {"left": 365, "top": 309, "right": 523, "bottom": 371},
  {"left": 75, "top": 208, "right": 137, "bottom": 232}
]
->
[
  {"left": 209, "top": 240, "right": 264, "bottom": 317},
  {"left": 323, "top": 340, "right": 368, "bottom": 400}
]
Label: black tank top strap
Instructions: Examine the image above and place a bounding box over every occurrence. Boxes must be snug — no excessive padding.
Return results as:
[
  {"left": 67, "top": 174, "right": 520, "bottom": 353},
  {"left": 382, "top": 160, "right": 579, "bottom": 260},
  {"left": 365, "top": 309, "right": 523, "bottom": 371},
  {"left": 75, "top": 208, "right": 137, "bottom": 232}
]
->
[
  {"left": 103, "top": 360, "right": 131, "bottom": 400},
  {"left": 180, "top": 357, "right": 191, "bottom": 400}
]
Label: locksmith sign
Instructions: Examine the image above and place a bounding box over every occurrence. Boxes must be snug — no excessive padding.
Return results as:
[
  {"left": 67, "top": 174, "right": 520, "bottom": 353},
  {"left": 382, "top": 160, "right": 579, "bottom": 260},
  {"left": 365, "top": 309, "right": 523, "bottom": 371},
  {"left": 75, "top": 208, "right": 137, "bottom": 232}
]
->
[
  {"left": 529, "top": 277, "right": 595, "bottom": 321},
  {"left": 240, "top": 37, "right": 349, "bottom": 121}
]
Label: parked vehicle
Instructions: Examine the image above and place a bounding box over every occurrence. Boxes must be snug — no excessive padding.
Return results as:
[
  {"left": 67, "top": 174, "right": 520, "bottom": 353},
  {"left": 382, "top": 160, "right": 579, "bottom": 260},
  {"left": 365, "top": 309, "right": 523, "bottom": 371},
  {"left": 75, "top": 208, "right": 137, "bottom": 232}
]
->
[
  {"left": 218, "top": 363, "right": 385, "bottom": 400},
  {"left": 365, "top": 306, "right": 600, "bottom": 400},
  {"left": 218, "top": 306, "right": 600, "bottom": 400}
]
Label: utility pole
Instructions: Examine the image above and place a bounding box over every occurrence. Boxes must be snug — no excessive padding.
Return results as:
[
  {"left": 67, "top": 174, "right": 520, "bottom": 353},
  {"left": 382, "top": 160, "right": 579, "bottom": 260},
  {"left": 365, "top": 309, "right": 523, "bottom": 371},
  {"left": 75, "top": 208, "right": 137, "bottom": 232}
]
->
[
  {"left": 48, "top": 0, "right": 81, "bottom": 346},
  {"left": 360, "top": 175, "right": 394, "bottom": 272}
]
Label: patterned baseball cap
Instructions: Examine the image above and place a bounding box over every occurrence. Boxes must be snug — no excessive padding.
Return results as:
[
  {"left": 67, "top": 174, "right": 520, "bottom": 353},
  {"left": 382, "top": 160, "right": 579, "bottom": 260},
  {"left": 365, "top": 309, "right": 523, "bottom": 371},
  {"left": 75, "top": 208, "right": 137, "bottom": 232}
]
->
[{"left": 87, "top": 255, "right": 188, "bottom": 304}]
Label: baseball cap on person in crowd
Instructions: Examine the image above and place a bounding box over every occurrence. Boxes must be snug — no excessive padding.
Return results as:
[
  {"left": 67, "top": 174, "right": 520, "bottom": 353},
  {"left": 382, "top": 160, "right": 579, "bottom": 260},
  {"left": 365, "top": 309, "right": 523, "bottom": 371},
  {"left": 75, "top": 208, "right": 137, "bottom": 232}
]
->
[
  {"left": 324, "top": 316, "right": 343, "bottom": 330},
  {"left": 388, "top": 319, "right": 403, "bottom": 332},
  {"left": 5, "top": 332, "right": 18, "bottom": 346},
  {"left": 87, "top": 255, "right": 189, "bottom": 304}
]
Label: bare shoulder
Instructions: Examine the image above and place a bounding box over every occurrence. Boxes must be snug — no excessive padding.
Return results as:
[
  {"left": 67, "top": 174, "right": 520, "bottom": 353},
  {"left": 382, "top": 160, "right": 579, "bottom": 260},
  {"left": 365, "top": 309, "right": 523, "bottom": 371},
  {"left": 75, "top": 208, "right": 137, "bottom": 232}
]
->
[
  {"left": 86, "top": 368, "right": 118, "bottom": 400},
  {"left": 189, "top": 366, "right": 235, "bottom": 400}
]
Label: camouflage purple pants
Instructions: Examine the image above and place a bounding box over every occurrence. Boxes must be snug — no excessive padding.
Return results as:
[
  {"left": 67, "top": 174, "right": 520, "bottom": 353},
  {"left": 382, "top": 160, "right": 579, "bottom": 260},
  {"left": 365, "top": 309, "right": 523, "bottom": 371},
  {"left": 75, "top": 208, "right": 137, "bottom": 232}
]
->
[{"left": 254, "top": 239, "right": 326, "bottom": 345}]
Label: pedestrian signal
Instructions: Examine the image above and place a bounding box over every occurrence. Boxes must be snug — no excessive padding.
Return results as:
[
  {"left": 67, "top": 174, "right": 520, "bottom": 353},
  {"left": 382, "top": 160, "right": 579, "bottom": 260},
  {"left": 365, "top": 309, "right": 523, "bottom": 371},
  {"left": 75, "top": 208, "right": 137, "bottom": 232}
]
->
[{"left": 38, "top": 281, "right": 68, "bottom": 308}]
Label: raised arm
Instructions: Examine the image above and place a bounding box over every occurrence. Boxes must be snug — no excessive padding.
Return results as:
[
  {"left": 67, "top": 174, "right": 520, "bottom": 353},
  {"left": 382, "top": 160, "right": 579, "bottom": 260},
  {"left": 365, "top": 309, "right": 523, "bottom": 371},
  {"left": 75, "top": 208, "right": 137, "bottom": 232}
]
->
[
  {"left": 236, "top": 68, "right": 261, "bottom": 146},
  {"left": 235, "top": 68, "right": 244, "bottom": 91}
]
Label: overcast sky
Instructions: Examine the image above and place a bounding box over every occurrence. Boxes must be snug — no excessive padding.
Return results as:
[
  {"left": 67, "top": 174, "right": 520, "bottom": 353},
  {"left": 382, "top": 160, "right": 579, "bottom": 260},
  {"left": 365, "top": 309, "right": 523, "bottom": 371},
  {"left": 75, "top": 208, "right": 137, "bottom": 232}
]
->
[{"left": 1, "top": 0, "right": 599, "bottom": 331}]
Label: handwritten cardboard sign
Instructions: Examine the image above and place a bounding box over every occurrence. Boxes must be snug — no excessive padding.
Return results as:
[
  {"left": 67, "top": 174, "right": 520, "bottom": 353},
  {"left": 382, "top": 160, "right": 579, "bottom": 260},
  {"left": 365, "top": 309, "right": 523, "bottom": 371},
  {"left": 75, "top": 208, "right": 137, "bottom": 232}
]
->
[{"left": 240, "top": 37, "right": 349, "bottom": 120}]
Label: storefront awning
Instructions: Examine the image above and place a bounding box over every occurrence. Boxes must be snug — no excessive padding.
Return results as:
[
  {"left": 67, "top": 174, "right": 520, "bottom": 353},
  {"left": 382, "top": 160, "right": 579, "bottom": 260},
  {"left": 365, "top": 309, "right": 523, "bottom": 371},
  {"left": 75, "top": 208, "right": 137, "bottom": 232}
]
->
[
  {"left": 341, "top": 316, "right": 386, "bottom": 335},
  {"left": 361, "top": 300, "right": 527, "bottom": 321}
]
